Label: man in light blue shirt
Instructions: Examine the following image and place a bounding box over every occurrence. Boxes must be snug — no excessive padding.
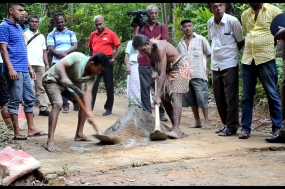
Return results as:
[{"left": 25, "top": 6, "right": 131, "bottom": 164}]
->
[{"left": 47, "top": 12, "right": 79, "bottom": 113}]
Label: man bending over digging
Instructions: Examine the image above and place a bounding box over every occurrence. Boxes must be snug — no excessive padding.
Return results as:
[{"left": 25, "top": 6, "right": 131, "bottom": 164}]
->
[
  {"left": 132, "top": 34, "right": 190, "bottom": 139},
  {"left": 42, "top": 52, "right": 110, "bottom": 152}
]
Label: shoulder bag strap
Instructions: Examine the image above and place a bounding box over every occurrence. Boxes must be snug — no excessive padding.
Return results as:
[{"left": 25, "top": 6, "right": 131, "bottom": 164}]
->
[{"left": 27, "top": 33, "right": 40, "bottom": 46}]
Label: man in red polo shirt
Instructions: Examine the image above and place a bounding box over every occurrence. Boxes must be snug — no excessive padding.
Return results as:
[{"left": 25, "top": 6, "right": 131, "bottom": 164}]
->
[
  {"left": 88, "top": 15, "right": 122, "bottom": 116},
  {"left": 133, "top": 4, "right": 169, "bottom": 121}
]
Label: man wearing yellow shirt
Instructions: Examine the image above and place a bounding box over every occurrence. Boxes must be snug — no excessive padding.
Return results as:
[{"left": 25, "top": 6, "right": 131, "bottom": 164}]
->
[{"left": 239, "top": 3, "right": 283, "bottom": 139}]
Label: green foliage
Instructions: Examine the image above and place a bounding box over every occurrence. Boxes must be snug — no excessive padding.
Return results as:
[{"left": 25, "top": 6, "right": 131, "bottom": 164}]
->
[
  {"left": 61, "top": 164, "right": 70, "bottom": 174},
  {"left": 191, "top": 7, "right": 212, "bottom": 38}
]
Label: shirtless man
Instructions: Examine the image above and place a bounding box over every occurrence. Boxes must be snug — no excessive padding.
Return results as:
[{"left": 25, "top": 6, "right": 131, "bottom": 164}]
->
[
  {"left": 132, "top": 34, "right": 190, "bottom": 139},
  {"left": 42, "top": 52, "right": 110, "bottom": 152}
]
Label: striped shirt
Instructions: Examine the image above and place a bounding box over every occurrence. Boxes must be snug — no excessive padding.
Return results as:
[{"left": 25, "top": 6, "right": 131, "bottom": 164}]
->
[
  {"left": 46, "top": 27, "right": 77, "bottom": 64},
  {"left": 241, "top": 3, "right": 283, "bottom": 65},
  {"left": 0, "top": 18, "right": 29, "bottom": 73},
  {"left": 177, "top": 33, "right": 212, "bottom": 81},
  {"left": 207, "top": 13, "right": 244, "bottom": 71}
]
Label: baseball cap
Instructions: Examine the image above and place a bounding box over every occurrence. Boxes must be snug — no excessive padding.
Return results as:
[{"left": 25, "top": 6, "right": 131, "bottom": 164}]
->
[
  {"left": 270, "top": 13, "right": 285, "bottom": 36},
  {"left": 180, "top": 18, "right": 192, "bottom": 26}
]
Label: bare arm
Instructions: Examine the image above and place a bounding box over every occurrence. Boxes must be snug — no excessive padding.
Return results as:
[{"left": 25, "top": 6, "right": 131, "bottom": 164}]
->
[
  {"left": 0, "top": 43, "right": 18, "bottom": 80},
  {"left": 124, "top": 53, "right": 131, "bottom": 75},
  {"left": 206, "top": 54, "right": 211, "bottom": 76},
  {"left": 154, "top": 48, "right": 167, "bottom": 104},
  {"left": 112, "top": 44, "right": 122, "bottom": 62},
  {"left": 48, "top": 45, "right": 61, "bottom": 59},
  {"left": 61, "top": 42, "right": 78, "bottom": 58},
  {"left": 43, "top": 49, "right": 50, "bottom": 71},
  {"left": 55, "top": 58, "right": 71, "bottom": 87},
  {"left": 275, "top": 26, "right": 285, "bottom": 41},
  {"left": 89, "top": 47, "right": 93, "bottom": 56},
  {"left": 237, "top": 40, "right": 245, "bottom": 51},
  {"left": 83, "top": 84, "right": 94, "bottom": 119}
]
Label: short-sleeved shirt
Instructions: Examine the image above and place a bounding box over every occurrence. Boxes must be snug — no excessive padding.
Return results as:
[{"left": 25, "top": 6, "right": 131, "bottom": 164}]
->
[
  {"left": 88, "top": 27, "right": 121, "bottom": 56},
  {"left": 125, "top": 40, "right": 139, "bottom": 63},
  {"left": 177, "top": 33, "right": 212, "bottom": 81},
  {"left": 207, "top": 13, "right": 244, "bottom": 71},
  {"left": 137, "top": 22, "right": 169, "bottom": 66},
  {"left": 46, "top": 27, "right": 77, "bottom": 64},
  {"left": 24, "top": 29, "right": 47, "bottom": 67},
  {"left": 241, "top": 3, "right": 283, "bottom": 65},
  {"left": 0, "top": 18, "right": 29, "bottom": 73},
  {"left": 43, "top": 52, "right": 96, "bottom": 87}
]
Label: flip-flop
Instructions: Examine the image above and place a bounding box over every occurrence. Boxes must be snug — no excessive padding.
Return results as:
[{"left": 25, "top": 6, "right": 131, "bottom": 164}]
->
[
  {"left": 238, "top": 132, "right": 250, "bottom": 139},
  {"left": 218, "top": 128, "right": 237, "bottom": 136},
  {"left": 28, "top": 131, "right": 48, "bottom": 137},
  {"left": 215, "top": 126, "right": 226, "bottom": 134},
  {"left": 14, "top": 134, "right": 27, "bottom": 140}
]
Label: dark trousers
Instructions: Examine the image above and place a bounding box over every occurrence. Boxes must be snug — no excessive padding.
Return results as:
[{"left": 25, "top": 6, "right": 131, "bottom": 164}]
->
[
  {"left": 91, "top": 58, "right": 114, "bottom": 112},
  {"left": 0, "top": 63, "right": 8, "bottom": 107},
  {"left": 212, "top": 66, "right": 240, "bottom": 129},
  {"left": 138, "top": 65, "right": 165, "bottom": 116}
]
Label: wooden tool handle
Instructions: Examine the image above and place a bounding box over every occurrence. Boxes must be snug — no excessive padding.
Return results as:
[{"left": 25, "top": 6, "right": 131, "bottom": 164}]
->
[
  {"left": 154, "top": 78, "right": 160, "bottom": 131},
  {"left": 74, "top": 96, "right": 100, "bottom": 134}
]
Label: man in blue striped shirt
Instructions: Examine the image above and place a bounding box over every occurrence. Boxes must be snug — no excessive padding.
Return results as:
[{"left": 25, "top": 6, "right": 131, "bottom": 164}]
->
[
  {"left": 47, "top": 12, "right": 79, "bottom": 113},
  {"left": 0, "top": 3, "right": 47, "bottom": 140}
]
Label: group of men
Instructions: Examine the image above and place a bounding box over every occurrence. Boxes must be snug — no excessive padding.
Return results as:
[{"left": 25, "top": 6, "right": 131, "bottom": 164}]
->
[{"left": 1, "top": 3, "right": 285, "bottom": 154}]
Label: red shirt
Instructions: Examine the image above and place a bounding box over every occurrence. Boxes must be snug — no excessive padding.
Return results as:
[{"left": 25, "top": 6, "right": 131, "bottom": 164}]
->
[
  {"left": 137, "top": 22, "right": 169, "bottom": 66},
  {"left": 88, "top": 27, "right": 121, "bottom": 56}
]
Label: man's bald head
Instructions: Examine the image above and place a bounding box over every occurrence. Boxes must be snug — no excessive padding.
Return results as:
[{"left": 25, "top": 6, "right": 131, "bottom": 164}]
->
[
  {"left": 94, "top": 15, "right": 104, "bottom": 23},
  {"left": 94, "top": 15, "right": 106, "bottom": 34}
]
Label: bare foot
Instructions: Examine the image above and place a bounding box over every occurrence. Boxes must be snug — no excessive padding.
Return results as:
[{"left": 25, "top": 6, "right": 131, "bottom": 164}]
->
[
  {"left": 166, "top": 130, "right": 180, "bottom": 139},
  {"left": 46, "top": 142, "right": 61, "bottom": 152},
  {"left": 202, "top": 121, "right": 211, "bottom": 130},
  {"left": 189, "top": 120, "right": 202, "bottom": 128},
  {"left": 74, "top": 134, "right": 91, "bottom": 141}
]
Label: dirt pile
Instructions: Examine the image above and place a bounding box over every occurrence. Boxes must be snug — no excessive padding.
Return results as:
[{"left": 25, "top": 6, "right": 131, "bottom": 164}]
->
[{"left": 103, "top": 106, "right": 188, "bottom": 143}]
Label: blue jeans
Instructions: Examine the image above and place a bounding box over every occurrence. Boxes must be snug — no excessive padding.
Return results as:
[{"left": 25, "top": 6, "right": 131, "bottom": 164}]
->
[
  {"left": 4, "top": 72, "right": 36, "bottom": 114},
  {"left": 241, "top": 59, "right": 282, "bottom": 134}
]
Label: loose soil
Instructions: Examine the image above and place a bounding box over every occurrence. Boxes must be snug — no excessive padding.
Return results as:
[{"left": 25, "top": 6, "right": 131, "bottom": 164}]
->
[{"left": 1, "top": 91, "right": 285, "bottom": 186}]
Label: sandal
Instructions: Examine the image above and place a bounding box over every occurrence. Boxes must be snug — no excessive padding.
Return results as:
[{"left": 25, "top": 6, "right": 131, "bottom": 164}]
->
[
  {"left": 218, "top": 127, "right": 237, "bottom": 136},
  {"left": 238, "top": 131, "right": 250, "bottom": 139},
  {"left": 215, "top": 126, "right": 226, "bottom": 134}
]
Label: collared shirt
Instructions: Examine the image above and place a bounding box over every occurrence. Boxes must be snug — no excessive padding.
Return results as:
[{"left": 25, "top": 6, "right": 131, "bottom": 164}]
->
[
  {"left": 43, "top": 52, "right": 96, "bottom": 87},
  {"left": 88, "top": 27, "right": 121, "bottom": 56},
  {"left": 46, "top": 27, "right": 77, "bottom": 64},
  {"left": 177, "top": 33, "right": 212, "bottom": 81},
  {"left": 207, "top": 13, "right": 244, "bottom": 71},
  {"left": 24, "top": 29, "right": 47, "bottom": 67},
  {"left": 137, "top": 21, "right": 169, "bottom": 66},
  {"left": 241, "top": 3, "right": 283, "bottom": 65},
  {"left": 0, "top": 18, "right": 29, "bottom": 73},
  {"left": 125, "top": 40, "right": 139, "bottom": 63}
]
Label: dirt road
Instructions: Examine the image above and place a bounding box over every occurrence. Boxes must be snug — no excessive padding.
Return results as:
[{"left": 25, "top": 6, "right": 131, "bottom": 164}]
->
[{"left": 8, "top": 92, "right": 285, "bottom": 186}]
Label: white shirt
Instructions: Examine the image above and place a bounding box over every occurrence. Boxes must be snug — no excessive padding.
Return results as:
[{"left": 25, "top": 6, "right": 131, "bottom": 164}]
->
[
  {"left": 207, "top": 13, "right": 244, "bottom": 71},
  {"left": 24, "top": 29, "right": 47, "bottom": 67},
  {"left": 0, "top": 53, "right": 3, "bottom": 63},
  {"left": 125, "top": 40, "right": 139, "bottom": 63}
]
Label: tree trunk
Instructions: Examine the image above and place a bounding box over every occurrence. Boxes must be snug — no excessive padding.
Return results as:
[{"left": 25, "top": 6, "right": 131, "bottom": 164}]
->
[
  {"left": 168, "top": 3, "right": 176, "bottom": 44},
  {"left": 68, "top": 3, "right": 74, "bottom": 16},
  {"left": 225, "top": 3, "right": 234, "bottom": 15},
  {"left": 161, "top": 3, "right": 167, "bottom": 25}
]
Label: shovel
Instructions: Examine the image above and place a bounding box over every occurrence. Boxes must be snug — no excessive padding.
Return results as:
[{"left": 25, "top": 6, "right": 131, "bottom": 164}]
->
[
  {"left": 149, "top": 78, "right": 167, "bottom": 141},
  {"left": 69, "top": 84, "right": 121, "bottom": 144}
]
